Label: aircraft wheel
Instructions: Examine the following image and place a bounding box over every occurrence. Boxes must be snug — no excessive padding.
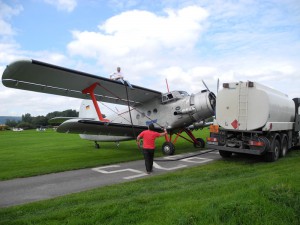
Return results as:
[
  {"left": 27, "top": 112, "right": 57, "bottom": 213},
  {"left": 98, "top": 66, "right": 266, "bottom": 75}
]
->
[
  {"left": 94, "top": 142, "right": 100, "bottom": 149},
  {"left": 194, "top": 138, "right": 205, "bottom": 148},
  {"left": 162, "top": 142, "right": 175, "bottom": 155}
]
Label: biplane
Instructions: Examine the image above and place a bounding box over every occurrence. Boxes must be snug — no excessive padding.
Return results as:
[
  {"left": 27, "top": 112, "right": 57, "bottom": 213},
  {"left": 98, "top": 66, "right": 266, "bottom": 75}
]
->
[{"left": 2, "top": 59, "right": 216, "bottom": 155}]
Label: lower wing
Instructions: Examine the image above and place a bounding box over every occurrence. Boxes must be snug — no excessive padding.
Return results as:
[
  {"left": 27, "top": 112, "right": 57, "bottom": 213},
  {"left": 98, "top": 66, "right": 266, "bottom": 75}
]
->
[{"left": 56, "top": 119, "right": 154, "bottom": 137}]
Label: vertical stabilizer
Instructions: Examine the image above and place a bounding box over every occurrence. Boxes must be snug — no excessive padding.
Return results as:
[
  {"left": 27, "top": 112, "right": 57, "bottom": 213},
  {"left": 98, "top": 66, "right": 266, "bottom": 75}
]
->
[{"left": 79, "top": 100, "right": 99, "bottom": 120}]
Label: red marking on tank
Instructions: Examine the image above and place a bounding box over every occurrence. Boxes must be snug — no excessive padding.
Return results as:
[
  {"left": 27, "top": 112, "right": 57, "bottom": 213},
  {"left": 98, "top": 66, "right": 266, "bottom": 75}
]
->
[{"left": 231, "top": 119, "right": 239, "bottom": 129}]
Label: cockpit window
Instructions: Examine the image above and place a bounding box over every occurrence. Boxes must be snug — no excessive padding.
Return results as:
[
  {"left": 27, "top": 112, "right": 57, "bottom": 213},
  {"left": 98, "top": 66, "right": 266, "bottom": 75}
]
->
[
  {"left": 167, "top": 94, "right": 173, "bottom": 99},
  {"left": 178, "top": 91, "right": 189, "bottom": 97},
  {"left": 162, "top": 91, "right": 189, "bottom": 104}
]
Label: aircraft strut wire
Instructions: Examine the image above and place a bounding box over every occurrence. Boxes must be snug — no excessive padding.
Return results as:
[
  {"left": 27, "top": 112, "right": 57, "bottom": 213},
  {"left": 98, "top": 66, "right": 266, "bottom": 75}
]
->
[{"left": 97, "top": 81, "right": 165, "bottom": 130}]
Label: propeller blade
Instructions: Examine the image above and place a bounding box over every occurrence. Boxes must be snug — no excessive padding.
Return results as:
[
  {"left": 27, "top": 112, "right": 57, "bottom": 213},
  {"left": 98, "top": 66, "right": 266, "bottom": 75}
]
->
[
  {"left": 217, "top": 78, "right": 219, "bottom": 93},
  {"left": 202, "top": 80, "right": 211, "bottom": 92}
]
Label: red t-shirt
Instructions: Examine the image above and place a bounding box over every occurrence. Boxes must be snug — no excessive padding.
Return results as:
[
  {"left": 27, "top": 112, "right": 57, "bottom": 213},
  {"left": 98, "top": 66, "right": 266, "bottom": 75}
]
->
[{"left": 138, "top": 130, "right": 161, "bottom": 149}]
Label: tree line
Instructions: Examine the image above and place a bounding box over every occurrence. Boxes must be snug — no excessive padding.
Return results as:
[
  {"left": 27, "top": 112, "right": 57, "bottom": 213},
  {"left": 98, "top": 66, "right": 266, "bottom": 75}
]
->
[{"left": 5, "top": 109, "right": 79, "bottom": 130}]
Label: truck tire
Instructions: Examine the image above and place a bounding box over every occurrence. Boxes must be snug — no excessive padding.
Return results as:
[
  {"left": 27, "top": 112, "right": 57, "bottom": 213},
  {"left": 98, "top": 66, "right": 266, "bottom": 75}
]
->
[
  {"left": 280, "top": 135, "right": 288, "bottom": 158},
  {"left": 265, "top": 138, "right": 280, "bottom": 162},
  {"left": 194, "top": 138, "right": 205, "bottom": 148},
  {"left": 162, "top": 142, "right": 175, "bottom": 155},
  {"left": 219, "top": 150, "right": 232, "bottom": 158}
]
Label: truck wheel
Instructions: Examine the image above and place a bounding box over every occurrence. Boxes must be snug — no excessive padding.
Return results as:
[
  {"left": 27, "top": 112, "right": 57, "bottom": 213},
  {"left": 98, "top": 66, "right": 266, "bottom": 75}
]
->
[
  {"left": 265, "top": 138, "right": 280, "bottom": 162},
  {"left": 194, "top": 138, "right": 205, "bottom": 148},
  {"left": 219, "top": 150, "right": 232, "bottom": 158},
  {"left": 280, "top": 136, "right": 288, "bottom": 158},
  {"left": 162, "top": 142, "right": 175, "bottom": 155}
]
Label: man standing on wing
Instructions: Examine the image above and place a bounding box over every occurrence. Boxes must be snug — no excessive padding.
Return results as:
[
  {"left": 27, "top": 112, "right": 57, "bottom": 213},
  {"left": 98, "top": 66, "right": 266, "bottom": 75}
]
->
[{"left": 136, "top": 124, "right": 167, "bottom": 174}]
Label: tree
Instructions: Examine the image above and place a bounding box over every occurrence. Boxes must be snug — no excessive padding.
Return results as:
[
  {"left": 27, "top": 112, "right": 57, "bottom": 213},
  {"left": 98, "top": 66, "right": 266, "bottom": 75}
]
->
[
  {"left": 17, "top": 122, "right": 33, "bottom": 130},
  {"left": 32, "top": 116, "right": 48, "bottom": 127},
  {"left": 22, "top": 113, "right": 32, "bottom": 123},
  {"left": 5, "top": 119, "right": 18, "bottom": 128},
  {"left": 46, "top": 109, "right": 79, "bottom": 120}
]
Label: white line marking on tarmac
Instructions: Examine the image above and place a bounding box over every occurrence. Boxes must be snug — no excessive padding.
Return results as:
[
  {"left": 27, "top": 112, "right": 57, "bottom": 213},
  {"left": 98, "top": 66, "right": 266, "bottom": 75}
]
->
[
  {"left": 92, "top": 165, "right": 147, "bottom": 180},
  {"left": 153, "top": 162, "right": 186, "bottom": 171},
  {"left": 181, "top": 157, "right": 213, "bottom": 164}
]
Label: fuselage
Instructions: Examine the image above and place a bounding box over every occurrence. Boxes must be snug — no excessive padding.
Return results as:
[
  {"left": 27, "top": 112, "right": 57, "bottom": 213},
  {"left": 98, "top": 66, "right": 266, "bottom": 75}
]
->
[{"left": 79, "top": 90, "right": 215, "bottom": 142}]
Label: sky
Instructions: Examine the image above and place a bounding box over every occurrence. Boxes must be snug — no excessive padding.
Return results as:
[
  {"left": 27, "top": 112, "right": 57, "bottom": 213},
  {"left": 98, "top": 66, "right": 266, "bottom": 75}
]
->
[{"left": 0, "top": 0, "right": 299, "bottom": 117}]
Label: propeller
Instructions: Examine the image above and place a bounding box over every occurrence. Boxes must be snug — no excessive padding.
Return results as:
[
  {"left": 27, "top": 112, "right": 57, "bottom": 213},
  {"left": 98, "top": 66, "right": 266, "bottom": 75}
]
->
[
  {"left": 202, "top": 80, "right": 211, "bottom": 92},
  {"left": 217, "top": 78, "right": 219, "bottom": 93}
]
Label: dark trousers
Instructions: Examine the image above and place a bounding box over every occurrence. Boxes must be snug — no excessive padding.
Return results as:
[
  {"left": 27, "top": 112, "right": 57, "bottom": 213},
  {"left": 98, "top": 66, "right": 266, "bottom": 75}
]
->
[{"left": 142, "top": 149, "right": 155, "bottom": 172}]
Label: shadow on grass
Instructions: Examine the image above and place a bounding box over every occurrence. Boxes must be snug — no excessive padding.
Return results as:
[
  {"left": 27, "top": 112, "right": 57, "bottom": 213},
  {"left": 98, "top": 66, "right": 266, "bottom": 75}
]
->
[{"left": 220, "top": 149, "right": 300, "bottom": 165}]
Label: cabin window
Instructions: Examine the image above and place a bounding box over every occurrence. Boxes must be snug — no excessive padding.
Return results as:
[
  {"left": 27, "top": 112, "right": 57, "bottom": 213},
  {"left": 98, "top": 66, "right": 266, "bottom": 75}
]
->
[
  {"left": 136, "top": 114, "right": 140, "bottom": 119},
  {"left": 141, "top": 112, "right": 145, "bottom": 118},
  {"left": 147, "top": 110, "right": 151, "bottom": 116},
  {"left": 153, "top": 108, "right": 158, "bottom": 114}
]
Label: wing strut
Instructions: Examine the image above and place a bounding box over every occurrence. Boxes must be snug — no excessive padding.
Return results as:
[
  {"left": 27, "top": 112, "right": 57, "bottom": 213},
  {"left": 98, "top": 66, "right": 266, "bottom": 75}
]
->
[{"left": 82, "top": 82, "right": 109, "bottom": 122}]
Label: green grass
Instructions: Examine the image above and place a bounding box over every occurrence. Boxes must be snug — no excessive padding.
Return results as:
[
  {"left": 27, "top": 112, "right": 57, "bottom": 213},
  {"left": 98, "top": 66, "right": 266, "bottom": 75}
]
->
[
  {"left": 0, "top": 128, "right": 209, "bottom": 180},
  {"left": 0, "top": 151, "right": 299, "bottom": 225}
]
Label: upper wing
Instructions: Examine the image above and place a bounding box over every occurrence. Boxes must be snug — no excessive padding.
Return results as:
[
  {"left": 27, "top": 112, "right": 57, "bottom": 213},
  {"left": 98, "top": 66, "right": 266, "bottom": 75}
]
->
[{"left": 2, "top": 59, "right": 162, "bottom": 106}]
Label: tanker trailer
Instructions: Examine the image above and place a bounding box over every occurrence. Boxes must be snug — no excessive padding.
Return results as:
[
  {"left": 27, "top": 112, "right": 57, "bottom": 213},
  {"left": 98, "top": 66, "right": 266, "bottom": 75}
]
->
[{"left": 207, "top": 81, "right": 300, "bottom": 162}]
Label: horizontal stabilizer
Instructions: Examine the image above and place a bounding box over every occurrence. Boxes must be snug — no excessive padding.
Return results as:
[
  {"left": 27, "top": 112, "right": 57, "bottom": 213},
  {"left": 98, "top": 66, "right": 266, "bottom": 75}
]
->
[{"left": 49, "top": 117, "right": 95, "bottom": 125}]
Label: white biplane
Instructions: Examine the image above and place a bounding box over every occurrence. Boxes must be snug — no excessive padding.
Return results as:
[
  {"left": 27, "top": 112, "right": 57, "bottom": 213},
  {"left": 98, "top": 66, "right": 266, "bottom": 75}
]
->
[{"left": 2, "top": 59, "right": 216, "bottom": 155}]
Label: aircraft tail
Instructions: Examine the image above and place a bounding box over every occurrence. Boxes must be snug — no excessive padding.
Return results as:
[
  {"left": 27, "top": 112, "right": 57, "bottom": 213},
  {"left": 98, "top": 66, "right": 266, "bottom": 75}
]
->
[{"left": 79, "top": 100, "right": 105, "bottom": 121}]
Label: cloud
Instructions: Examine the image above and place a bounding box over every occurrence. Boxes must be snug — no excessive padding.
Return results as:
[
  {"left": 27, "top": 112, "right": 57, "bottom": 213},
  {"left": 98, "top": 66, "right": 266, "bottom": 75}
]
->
[
  {"left": 67, "top": 6, "right": 209, "bottom": 66},
  {"left": 1, "top": 1, "right": 300, "bottom": 116},
  {"left": 44, "top": 0, "right": 77, "bottom": 12},
  {"left": 0, "top": 1, "right": 23, "bottom": 36}
]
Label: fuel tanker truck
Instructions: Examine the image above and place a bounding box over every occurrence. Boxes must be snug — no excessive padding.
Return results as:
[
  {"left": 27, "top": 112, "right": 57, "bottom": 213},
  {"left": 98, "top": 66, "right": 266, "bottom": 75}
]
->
[{"left": 207, "top": 81, "right": 300, "bottom": 162}]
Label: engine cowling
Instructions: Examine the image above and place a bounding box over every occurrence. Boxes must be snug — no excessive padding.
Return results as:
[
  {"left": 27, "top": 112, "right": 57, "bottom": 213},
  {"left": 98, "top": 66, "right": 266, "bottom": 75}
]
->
[
  {"left": 174, "top": 90, "right": 215, "bottom": 121},
  {"left": 192, "top": 90, "right": 216, "bottom": 121}
]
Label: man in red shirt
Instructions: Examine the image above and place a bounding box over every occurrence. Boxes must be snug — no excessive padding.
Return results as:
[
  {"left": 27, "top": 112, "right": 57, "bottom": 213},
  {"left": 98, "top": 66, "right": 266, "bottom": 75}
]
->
[{"left": 136, "top": 124, "right": 167, "bottom": 174}]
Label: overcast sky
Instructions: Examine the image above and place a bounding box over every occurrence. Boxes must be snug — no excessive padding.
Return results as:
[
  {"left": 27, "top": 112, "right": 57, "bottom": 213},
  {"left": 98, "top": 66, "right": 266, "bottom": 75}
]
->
[{"left": 0, "top": 0, "right": 299, "bottom": 116}]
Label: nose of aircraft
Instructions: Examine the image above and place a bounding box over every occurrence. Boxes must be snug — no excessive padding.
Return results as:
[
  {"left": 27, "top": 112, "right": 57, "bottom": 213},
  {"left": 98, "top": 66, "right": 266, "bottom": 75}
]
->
[{"left": 192, "top": 90, "right": 216, "bottom": 121}]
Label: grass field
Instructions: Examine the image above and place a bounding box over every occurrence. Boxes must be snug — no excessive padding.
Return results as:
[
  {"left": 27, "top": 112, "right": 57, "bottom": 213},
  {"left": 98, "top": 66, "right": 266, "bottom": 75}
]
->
[
  {"left": 0, "top": 128, "right": 209, "bottom": 180},
  {"left": 0, "top": 151, "right": 299, "bottom": 224},
  {"left": 0, "top": 128, "right": 299, "bottom": 224}
]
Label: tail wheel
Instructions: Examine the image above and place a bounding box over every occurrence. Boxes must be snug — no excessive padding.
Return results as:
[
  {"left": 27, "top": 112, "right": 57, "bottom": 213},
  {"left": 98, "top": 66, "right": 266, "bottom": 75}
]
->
[
  {"left": 194, "top": 138, "right": 205, "bottom": 148},
  {"left": 94, "top": 141, "right": 100, "bottom": 149},
  {"left": 162, "top": 142, "right": 175, "bottom": 155},
  {"left": 280, "top": 135, "right": 288, "bottom": 158},
  {"left": 265, "top": 136, "right": 280, "bottom": 162}
]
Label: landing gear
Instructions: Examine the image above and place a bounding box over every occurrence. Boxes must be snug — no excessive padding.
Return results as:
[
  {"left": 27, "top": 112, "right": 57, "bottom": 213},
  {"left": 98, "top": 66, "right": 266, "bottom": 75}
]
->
[
  {"left": 161, "top": 128, "right": 205, "bottom": 155},
  {"left": 162, "top": 142, "right": 175, "bottom": 155},
  {"left": 193, "top": 138, "right": 205, "bottom": 148},
  {"left": 94, "top": 141, "right": 100, "bottom": 149}
]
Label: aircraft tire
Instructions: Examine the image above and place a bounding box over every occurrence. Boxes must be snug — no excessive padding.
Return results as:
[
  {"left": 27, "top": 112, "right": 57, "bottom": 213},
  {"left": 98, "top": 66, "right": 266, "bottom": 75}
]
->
[
  {"left": 162, "top": 142, "right": 175, "bottom": 155},
  {"left": 95, "top": 142, "right": 100, "bottom": 149},
  {"left": 194, "top": 138, "right": 205, "bottom": 148}
]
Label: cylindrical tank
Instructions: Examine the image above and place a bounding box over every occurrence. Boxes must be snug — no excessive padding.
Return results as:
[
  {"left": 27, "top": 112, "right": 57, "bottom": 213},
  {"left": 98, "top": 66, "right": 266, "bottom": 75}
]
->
[{"left": 216, "top": 81, "right": 295, "bottom": 131}]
